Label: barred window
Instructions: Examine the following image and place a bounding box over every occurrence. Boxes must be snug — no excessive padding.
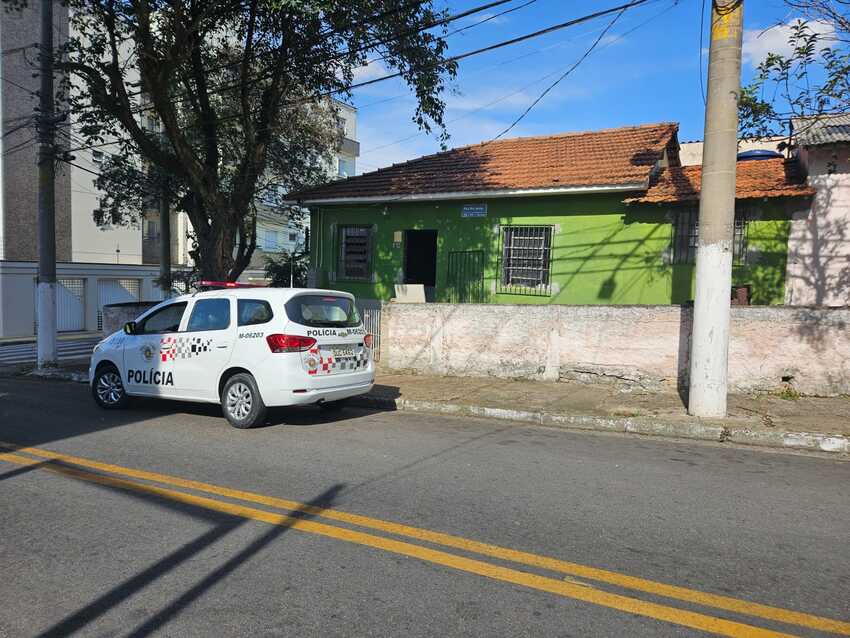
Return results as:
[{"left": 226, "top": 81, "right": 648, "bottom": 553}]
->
[
  {"left": 673, "top": 209, "right": 748, "bottom": 265},
  {"left": 338, "top": 225, "right": 372, "bottom": 281},
  {"left": 498, "top": 225, "right": 553, "bottom": 295}
]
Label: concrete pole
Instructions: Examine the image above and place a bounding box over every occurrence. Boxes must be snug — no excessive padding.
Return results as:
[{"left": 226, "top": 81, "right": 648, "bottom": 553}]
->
[
  {"left": 36, "top": 0, "right": 57, "bottom": 369},
  {"left": 688, "top": 0, "right": 744, "bottom": 417},
  {"left": 159, "top": 190, "right": 172, "bottom": 295}
]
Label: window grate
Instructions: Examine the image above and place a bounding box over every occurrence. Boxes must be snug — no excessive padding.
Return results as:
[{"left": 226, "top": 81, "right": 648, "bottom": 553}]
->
[
  {"left": 497, "top": 225, "right": 553, "bottom": 296},
  {"left": 338, "top": 225, "right": 372, "bottom": 281},
  {"left": 673, "top": 209, "right": 748, "bottom": 265}
]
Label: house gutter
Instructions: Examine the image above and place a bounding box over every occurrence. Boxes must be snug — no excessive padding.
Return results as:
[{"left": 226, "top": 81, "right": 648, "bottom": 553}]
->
[{"left": 288, "top": 182, "right": 646, "bottom": 206}]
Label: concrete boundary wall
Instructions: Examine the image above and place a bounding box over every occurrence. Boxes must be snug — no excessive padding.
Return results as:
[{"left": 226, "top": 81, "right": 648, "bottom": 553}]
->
[{"left": 379, "top": 303, "right": 850, "bottom": 396}]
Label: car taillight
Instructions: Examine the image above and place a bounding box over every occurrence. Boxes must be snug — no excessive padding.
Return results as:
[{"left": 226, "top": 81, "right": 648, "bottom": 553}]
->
[
  {"left": 266, "top": 334, "right": 316, "bottom": 353},
  {"left": 364, "top": 333, "right": 374, "bottom": 348}
]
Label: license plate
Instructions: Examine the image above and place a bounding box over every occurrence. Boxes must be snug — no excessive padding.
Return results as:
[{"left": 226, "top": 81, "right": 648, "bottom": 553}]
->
[{"left": 330, "top": 346, "right": 355, "bottom": 358}]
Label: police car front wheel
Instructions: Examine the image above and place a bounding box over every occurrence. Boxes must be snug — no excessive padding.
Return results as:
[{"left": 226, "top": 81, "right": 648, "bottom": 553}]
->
[
  {"left": 222, "top": 373, "right": 266, "bottom": 429},
  {"left": 92, "top": 364, "right": 128, "bottom": 409}
]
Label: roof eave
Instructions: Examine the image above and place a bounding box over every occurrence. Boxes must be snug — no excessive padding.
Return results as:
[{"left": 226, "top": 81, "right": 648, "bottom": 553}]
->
[{"left": 289, "top": 182, "right": 648, "bottom": 205}]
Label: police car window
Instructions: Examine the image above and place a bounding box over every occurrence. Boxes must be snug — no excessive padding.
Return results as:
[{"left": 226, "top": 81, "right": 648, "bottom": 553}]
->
[
  {"left": 186, "top": 298, "right": 231, "bottom": 332},
  {"left": 137, "top": 302, "right": 187, "bottom": 335},
  {"left": 238, "top": 299, "right": 273, "bottom": 326},
  {"left": 284, "top": 295, "right": 360, "bottom": 328}
]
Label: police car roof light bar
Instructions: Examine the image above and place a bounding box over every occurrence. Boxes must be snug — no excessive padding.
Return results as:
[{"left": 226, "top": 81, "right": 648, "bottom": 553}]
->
[{"left": 198, "top": 280, "right": 264, "bottom": 289}]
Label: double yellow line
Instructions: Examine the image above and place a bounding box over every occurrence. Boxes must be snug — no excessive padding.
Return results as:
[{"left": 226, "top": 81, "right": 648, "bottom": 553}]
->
[{"left": 1, "top": 442, "right": 847, "bottom": 638}]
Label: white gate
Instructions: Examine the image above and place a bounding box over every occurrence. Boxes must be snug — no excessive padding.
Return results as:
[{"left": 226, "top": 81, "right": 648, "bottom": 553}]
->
[
  {"left": 357, "top": 299, "right": 382, "bottom": 362},
  {"left": 34, "top": 278, "right": 86, "bottom": 333},
  {"left": 97, "top": 279, "right": 141, "bottom": 331}
]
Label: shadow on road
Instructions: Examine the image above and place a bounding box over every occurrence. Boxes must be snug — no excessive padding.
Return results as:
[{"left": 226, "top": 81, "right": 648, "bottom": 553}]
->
[
  {"left": 0, "top": 377, "right": 388, "bottom": 448},
  {"left": 34, "top": 463, "right": 344, "bottom": 638}
]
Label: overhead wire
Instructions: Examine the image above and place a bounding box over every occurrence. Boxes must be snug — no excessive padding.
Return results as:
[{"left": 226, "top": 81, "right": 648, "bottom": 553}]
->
[
  {"left": 360, "top": 0, "right": 675, "bottom": 156},
  {"left": 490, "top": 2, "right": 631, "bottom": 141}
]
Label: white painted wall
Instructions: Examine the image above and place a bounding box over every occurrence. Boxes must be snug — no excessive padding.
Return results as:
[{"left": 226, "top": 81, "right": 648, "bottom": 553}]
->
[
  {"left": 380, "top": 303, "right": 850, "bottom": 396},
  {"left": 0, "top": 261, "right": 176, "bottom": 337},
  {"left": 70, "top": 151, "right": 144, "bottom": 264},
  {"left": 785, "top": 144, "right": 850, "bottom": 306}
]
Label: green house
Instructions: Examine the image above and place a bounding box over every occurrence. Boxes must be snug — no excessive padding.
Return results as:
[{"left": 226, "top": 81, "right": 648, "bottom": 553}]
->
[{"left": 293, "top": 123, "right": 813, "bottom": 306}]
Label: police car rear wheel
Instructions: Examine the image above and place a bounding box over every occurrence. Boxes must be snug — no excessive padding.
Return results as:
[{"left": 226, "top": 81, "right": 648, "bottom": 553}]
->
[
  {"left": 92, "top": 365, "right": 128, "bottom": 409},
  {"left": 222, "top": 373, "right": 266, "bottom": 429}
]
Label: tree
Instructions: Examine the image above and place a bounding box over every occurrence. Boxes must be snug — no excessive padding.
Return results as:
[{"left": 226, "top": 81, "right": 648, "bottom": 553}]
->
[
  {"left": 739, "top": 4, "right": 850, "bottom": 139},
  {"left": 265, "top": 248, "right": 309, "bottom": 288},
  {"left": 53, "top": 0, "right": 457, "bottom": 280}
]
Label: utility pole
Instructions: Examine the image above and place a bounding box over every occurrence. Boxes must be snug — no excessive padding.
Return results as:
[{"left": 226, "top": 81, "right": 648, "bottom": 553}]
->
[
  {"left": 36, "top": 0, "right": 57, "bottom": 370},
  {"left": 688, "top": 0, "right": 744, "bottom": 418},
  {"left": 159, "top": 189, "right": 172, "bottom": 294}
]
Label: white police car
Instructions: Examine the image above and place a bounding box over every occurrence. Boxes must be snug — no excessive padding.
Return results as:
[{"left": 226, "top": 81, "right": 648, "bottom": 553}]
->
[{"left": 89, "top": 283, "right": 375, "bottom": 428}]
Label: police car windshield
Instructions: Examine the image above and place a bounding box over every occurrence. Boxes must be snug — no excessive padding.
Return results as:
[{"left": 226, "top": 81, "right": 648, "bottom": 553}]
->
[{"left": 284, "top": 295, "right": 361, "bottom": 328}]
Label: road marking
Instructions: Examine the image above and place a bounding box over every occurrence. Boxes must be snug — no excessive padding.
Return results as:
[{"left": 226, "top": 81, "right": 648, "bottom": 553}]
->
[
  {"left": 0, "top": 450, "right": 801, "bottom": 638},
  {"left": 5, "top": 443, "right": 849, "bottom": 636}
]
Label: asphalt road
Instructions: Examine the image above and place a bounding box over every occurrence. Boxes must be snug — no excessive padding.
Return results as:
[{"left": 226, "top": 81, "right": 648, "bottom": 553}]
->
[{"left": 0, "top": 377, "right": 848, "bottom": 638}]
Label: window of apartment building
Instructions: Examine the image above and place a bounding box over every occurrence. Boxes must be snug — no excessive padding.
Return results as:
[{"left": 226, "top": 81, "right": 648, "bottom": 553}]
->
[
  {"left": 337, "top": 157, "right": 356, "bottom": 178},
  {"left": 672, "top": 208, "right": 748, "bottom": 265},
  {"left": 262, "top": 229, "right": 279, "bottom": 251},
  {"left": 338, "top": 225, "right": 372, "bottom": 281},
  {"left": 336, "top": 116, "right": 346, "bottom": 134},
  {"left": 144, "top": 220, "right": 159, "bottom": 240},
  {"left": 498, "top": 225, "right": 553, "bottom": 295}
]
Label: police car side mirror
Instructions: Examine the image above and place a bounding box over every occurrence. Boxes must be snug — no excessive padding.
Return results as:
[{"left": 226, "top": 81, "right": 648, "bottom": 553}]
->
[{"left": 123, "top": 321, "right": 137, "bottom": 335}]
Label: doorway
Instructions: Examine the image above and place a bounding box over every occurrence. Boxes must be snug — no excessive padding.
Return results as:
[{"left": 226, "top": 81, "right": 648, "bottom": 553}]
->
[{"left": 403, "top": 230, "right": 438, "bottom": 288}]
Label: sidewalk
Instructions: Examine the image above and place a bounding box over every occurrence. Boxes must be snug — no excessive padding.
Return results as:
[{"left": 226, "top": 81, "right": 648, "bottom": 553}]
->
[
  {"left": 4, "top": 360, "right": 848, "bottom": 455},
  {"left": 352, "top": 372, "right": 850, "bottom": 455}
]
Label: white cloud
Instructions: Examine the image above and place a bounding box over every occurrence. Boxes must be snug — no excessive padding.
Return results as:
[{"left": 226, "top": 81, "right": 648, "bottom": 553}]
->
[
  {"left": 598, "top": 34, "right": 626, "bottom": 47},
  {"left": 473, "top": 12, "right": 508, "bottom": 25},
  {"left": 743, "top": 20, "right": 835, "bottom": 66},
  {"left": 351, "top": 59, "right": 389, "bottom": 83}
]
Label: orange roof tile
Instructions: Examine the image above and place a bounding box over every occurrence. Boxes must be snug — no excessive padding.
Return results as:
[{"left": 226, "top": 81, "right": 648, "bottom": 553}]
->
[
  {"left": 626, "top": 158, "right": 814, "bottom": 204},
  {"left": 293, "top": 122, "right": 679, "bottom": 202}
]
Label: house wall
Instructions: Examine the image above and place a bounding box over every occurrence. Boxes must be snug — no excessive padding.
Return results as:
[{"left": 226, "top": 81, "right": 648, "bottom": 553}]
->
[
  {"left": 379, "top": 303, "right": 850, "bottom": 396},
  {"left": 310, "top": 193, "right": 794, "bottom": 306},
  {"left": 785, "top": 144, "right": 850, "bottom": 306}
]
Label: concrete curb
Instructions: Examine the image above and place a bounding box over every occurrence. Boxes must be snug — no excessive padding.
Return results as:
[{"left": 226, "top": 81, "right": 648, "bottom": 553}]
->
[
  {"left": 17, "top": 371, "right": 849, "bottom": 455},
  {"left": 28, "top": 368, "right": 89, "bottom": 384},
  {"left": 350, "top": 395, "right": 850, "bottom": 455}
]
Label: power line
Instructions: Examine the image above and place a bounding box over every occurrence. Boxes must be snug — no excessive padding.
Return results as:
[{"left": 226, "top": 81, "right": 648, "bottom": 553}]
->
[
  {"left": 320, "top": 0, "right": 654, "bottom": 99},
  {"left": 492, "top": 1, "right": 632, "bottom": 140},
  {"left": 119, "top": 0, "right": 517, "bottom": 115},
  {"left": 360, "top": 0, "right": 674, "bottom": 157},
  {"left": 698, "top": 0, "right": 707, "bottom": 105}
]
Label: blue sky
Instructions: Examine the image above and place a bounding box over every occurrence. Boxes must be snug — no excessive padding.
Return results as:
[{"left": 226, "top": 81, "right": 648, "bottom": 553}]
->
[{"left": 347, "top": 0, "right": 812, "bottom": 174}]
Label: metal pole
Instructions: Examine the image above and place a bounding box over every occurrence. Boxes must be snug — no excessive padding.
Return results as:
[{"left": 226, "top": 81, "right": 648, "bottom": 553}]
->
[
  {"left": 159, "top": 189, "right": 172, "bottom": 294},
  {"left": 36, "top": 0, "right": 57, "bottom": 369},
  {"left": 688, "top": 0, "right": 744, "bottom": 417}
]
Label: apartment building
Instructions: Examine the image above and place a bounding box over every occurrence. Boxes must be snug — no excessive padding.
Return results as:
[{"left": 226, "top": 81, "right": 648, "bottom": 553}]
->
[{"left": 0, "top": 3, "right": 359, "bottom": 337}]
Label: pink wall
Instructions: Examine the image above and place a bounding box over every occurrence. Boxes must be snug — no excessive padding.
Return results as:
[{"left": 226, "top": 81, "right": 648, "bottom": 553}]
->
[{"left": 381, "top": 303, "right": 850, "bottom": 396}]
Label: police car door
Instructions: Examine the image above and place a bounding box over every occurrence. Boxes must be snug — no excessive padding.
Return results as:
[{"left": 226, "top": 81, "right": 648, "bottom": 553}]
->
[
  {"left": 123, "top": 301, "right": 188, "bottom": 397},
  {"left": 172, "top": 295, "right": 235, "bottom": 401}
]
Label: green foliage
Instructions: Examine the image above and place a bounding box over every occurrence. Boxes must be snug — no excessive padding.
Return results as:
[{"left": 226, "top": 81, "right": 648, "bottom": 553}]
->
[
  {"left": 265, "top": 251, "right": 309, "bottom": 288},
  {"left": 739, "top": 17, "right": 850, "bottom": 138},
  {"left": 39, "top": 0, "right": 457, "bottom": 280}
]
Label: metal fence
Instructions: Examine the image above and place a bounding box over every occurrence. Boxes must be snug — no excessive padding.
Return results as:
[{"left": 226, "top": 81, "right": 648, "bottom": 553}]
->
[
  {"left": 447, "top": 250, "right": 485, "bottom": 303},
  {"left": 357, "top": 298, "right": 382, "bottom": 361}
]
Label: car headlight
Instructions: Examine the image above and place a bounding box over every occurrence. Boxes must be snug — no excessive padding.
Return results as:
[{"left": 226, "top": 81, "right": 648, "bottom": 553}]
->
[{"left": 93, "top": 340, "right": 106, "bottom": 354}]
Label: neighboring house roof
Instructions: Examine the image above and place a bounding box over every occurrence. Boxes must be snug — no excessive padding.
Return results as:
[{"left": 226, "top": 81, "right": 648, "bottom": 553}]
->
[
  {"left": 792, "top": 114, "right": 850, "bottom": 146},
  {"left": 678, "top": 136, "right": 786, "bottom": 166},
  {"left": 291, "top": 122, "right": 679, "bottom": 203},
  {"left": 625, "top": 158, "right": 814, "bottom": 204}
]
